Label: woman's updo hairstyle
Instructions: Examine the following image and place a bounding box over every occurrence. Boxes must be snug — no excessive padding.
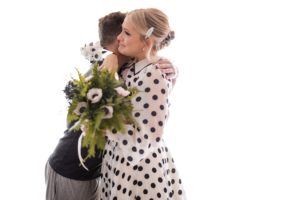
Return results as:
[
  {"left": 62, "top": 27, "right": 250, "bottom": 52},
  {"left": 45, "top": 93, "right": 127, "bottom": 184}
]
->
[{"left": 126, "top": 8, "right": 175, "bottom": 51}]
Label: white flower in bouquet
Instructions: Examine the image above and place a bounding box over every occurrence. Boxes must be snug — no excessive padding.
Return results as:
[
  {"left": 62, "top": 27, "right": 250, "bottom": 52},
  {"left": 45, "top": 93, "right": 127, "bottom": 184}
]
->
[
  {"left": 74, "top": 102, "right": 87, "bottom": 115},
  {"left": 103, "top": 106, "right": 113, "bottom": 119},
  {"left": 87, "top": 88, "right": 103, "bottom": 103},
  {"left": 114, "top": 87, "right": 130, "bottom": 97}
]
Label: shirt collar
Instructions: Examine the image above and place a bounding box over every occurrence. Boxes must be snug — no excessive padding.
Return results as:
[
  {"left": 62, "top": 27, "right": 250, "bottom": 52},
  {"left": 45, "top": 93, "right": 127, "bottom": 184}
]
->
[{"left": 134, "top": 56, "right": 160, "bottom": 75}]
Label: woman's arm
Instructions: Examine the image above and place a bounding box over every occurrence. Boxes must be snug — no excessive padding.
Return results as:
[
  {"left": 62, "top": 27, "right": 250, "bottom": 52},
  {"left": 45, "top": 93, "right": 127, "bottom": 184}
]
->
[{"left": 100, "top": 54, "right": 120, "bottom": 73}]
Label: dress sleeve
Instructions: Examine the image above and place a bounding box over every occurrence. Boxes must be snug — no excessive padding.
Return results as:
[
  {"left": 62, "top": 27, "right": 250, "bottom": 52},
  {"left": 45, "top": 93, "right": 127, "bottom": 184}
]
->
[{"left": 112, "top": 65, "right": 171, "bottom": 165}]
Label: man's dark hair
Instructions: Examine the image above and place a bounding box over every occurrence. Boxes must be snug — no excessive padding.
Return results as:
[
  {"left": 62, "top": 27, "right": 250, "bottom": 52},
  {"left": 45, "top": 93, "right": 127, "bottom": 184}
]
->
[{"left": 98, "top": 11, "right": 126, "bottom": 48}]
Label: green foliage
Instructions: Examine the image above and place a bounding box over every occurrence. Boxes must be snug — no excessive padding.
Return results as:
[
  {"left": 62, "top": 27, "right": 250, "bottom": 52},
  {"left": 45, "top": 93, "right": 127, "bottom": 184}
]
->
[{"left": 66, "top": 63, "right": 139, "bottom": 159}]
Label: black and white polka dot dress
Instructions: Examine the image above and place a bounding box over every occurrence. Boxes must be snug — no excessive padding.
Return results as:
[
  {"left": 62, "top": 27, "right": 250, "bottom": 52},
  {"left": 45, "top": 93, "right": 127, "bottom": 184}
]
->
[{"left": 99, "top": 58, "right": 186, "bottom": 200}]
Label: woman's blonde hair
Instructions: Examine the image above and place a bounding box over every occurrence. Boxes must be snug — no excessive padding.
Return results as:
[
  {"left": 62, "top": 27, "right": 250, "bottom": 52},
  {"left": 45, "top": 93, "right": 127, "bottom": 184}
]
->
[{"left": 127, "top": 8, "right": 175, "bottom": 51}]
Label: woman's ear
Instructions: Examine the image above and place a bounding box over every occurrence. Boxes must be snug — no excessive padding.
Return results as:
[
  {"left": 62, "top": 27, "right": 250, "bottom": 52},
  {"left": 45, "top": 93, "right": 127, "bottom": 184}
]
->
[{"left": 144, "top": 37, "right": 155, "bottom": 51}]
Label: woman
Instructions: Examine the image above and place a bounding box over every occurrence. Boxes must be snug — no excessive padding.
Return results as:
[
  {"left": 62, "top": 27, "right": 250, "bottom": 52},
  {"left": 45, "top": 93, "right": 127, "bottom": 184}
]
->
[{"left": 99, "top": 8, "right": 186, "bottom": 200}]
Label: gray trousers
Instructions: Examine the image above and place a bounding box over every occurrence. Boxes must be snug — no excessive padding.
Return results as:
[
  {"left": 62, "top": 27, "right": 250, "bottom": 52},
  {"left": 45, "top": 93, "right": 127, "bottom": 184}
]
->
[{"left": 45, "top": 162, "right": 100, "bottom": 200}]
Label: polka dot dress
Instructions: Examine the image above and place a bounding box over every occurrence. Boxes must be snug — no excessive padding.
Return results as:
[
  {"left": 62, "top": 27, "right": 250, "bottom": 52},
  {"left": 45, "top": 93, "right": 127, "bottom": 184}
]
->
[{"left": 99, "top": 58, "right": 186, "bottom": 200}]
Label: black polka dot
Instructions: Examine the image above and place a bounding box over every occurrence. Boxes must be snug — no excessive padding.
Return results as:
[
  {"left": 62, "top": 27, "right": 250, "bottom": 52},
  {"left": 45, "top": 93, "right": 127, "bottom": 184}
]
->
[
  {"left": 117, "top": 184, "right": 121, "bottom": 190},
  {"left": 137, "top": 181, "right": 143, "bottom": 186},
  {"left": 143, "top": 103, "right": 149, "bottom": 108},
  {"left": 143, "top": 119, "right": 148, "bottom": 124},
  {"left": 152, "top": 167, "right": 157, "bottom": 173},
  {"left": 150, "top": 127, "right": 156, "bottom": 132},
  {"left": 138, "top": 166, "right": 143, "bottom": 171},
  {"left": 128, "top": 130, "right": 133, "bottom": 135},
  {"left": 154, "top": 79, "right": 159, "bottom": 84},
  {"left": 136, "top": 96, "right": 141, "bottom": 102},
  {"left": 143, "top": 189, "right": 148, "bottom": 194},
  {"left": 164, "top": 187, "right": 167, "bottom": 193},
  {"left": 152, "top": 95, "right": 158, "bottom": 100},
  {"left": 138, "top": 81, "right": 143, "bottom": 86},
  {"left": 144, "top": 134, "right": 149, "bottom": 139},
  {"left": 120, "top": 158, "right": 125, "bottom": 163},
  {"left": 122, "top": 140, "right": 128, "bottom": 145},
  {"left": 145, "top": 87, "right": 151, "bottom": 92},
  {"left": 127, "top": 156, "right": 133, "bottom": 161},
  {"left": 158, "top": 162, "right": 162, "bottom": 168},
  {"left": 151, "top": 111, "right": 157, "bottom": 116},
  {"left": 151, "top": 183, "right": 156, "bottom": 188},
  {"left": 178, "top": 189, "right": 183, "bottom": 195},
  {"left": 161, "top": 89, "right": 166, "bottom": 94},
  {"left": 132, "top": 146, "right": 137, "bottom": 152},
  {"left": 135, "top": 195, "right": 141, "bottom": 200},
  {"left": 156, "top": 137, "right": 161, "bottom": 142},
  {"left": 158, "top": 121, "right": 163, "bottom": 126},
  {"left": 112, "top": 128, "right": 117, "bottom": 134},
  {"left": 137, "top": 138, "right": 142, "bottom": 143},
  {"left": 134, "top": 112, "right": 140, "bottom": 117},
  {"left": 144, "top": 173, "right": 149, "bottom": 179},
  {"left": 139, "top": 149, "right": 144, "bottom": 154},
  {"left": 160, "top": 105, "right": 165, "bottom": 110},
  {"left": 146, "top": 72, "right": 152, "bottom": 77}
]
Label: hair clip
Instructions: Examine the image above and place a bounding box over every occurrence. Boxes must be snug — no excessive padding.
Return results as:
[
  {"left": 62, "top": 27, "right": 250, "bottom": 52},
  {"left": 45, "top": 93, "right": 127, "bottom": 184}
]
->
[{"left": 145, "top": 27, "right": 154, "bottom": 39}]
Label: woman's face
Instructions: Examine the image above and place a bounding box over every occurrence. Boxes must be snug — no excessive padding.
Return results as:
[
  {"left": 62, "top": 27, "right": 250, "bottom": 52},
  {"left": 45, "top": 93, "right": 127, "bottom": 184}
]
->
[{"left": 117, "top": 17, "right": 146, "bottom": 61}]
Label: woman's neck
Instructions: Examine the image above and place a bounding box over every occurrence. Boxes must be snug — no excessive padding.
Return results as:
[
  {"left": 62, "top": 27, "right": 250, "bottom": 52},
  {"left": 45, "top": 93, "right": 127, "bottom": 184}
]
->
[{"left": 135, "top": 54, "right": 159, "bottom": 63}]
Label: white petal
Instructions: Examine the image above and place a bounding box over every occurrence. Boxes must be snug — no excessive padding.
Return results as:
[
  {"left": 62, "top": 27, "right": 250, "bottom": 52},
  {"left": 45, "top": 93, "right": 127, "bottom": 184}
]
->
[
  {"left": 74, "top": 102, "right": 87, "bottom": 115},
  {"left": 103, "top": 106, "right": 114, "bottom": 119},
  {"left": 87, "top": 88, "right": 103, "bottom": 103},
  {"left": 114, "top": 87, "right": 130, "bottom": 97}
]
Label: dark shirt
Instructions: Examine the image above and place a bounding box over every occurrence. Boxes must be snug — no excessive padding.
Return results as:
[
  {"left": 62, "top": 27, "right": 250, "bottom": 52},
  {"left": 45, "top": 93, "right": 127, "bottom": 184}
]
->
[{"left": 48, "top": 123, "right": 102, "bottom": 180}]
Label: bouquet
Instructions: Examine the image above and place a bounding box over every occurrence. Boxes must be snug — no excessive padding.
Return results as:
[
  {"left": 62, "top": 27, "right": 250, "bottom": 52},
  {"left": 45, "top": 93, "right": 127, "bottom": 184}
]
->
[{"left": 64, "top": 62, "right": 139, "bottom": 164}]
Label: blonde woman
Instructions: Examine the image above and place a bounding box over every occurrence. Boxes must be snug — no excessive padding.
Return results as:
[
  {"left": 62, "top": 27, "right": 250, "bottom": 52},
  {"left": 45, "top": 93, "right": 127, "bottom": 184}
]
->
[{"left": 99, "top": 8, "right": 186, "bottom": 200}]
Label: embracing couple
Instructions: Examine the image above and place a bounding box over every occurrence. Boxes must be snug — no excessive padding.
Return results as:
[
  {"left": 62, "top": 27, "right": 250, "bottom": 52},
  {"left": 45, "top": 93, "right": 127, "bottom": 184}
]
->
[{"left": 46, "top": 8, "right": 186, "bottom": 200}]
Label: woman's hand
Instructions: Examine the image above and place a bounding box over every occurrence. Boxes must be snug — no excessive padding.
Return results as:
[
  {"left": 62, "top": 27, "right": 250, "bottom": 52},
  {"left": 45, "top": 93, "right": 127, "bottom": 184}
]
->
[{"left": 101, "top": 54, "right": 119, "bottom": 73}]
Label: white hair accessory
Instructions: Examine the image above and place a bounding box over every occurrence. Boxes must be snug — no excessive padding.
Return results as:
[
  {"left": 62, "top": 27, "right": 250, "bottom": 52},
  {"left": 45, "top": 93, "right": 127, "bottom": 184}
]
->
[{"left": 145, "top": 27, "right": 154, "bottom": 39}]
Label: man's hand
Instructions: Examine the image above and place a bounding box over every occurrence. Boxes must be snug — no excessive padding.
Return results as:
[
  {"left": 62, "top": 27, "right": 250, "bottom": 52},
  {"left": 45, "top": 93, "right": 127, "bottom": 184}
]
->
[{"left": 156, "top": 58, "right": 178, "bottom": 86}]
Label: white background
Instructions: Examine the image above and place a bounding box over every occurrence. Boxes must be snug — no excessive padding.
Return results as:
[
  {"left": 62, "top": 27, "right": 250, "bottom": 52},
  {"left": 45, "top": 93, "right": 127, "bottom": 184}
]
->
[{"left": 0, "top": 0, "right": 299, "bottom": 199}]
